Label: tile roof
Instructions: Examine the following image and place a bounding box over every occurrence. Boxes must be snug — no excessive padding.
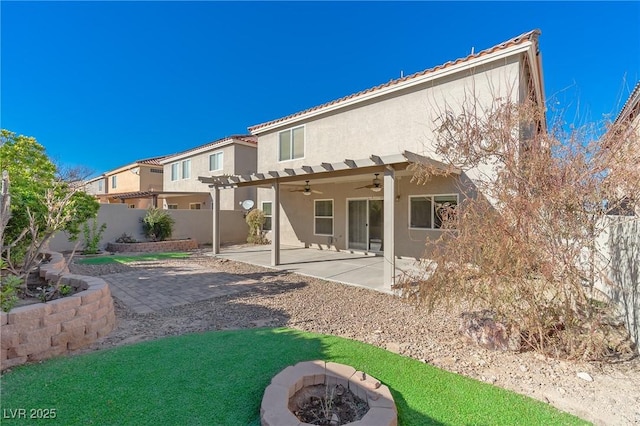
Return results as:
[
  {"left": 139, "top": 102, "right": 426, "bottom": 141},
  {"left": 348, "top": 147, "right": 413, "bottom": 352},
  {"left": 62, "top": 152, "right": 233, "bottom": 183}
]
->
[
  {"left": 136, "top": 156, "right": 170, "bottom": 166},
  {"left": 614, "top": 81, "right": 640, "bottom": 124},
  {"left": 161, "top": 134, "right": 257, "bottom": 162},
  {"left": 248, "top": 29, "right": 541, "bottom": 133}
]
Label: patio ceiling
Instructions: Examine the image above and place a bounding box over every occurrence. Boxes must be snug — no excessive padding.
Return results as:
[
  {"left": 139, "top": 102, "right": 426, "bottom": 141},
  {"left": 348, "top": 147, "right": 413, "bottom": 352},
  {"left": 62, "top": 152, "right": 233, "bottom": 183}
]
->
[{"left": 198, "top": 150, "right": 460, "bottom": 189}]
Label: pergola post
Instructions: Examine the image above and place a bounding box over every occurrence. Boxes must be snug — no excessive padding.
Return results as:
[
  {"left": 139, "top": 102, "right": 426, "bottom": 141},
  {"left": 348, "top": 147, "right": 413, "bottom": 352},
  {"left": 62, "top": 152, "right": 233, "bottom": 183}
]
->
[
  {"left": 211, "top": 187, "right": 220, "bottom": 255},
  {"left": 383, "top": 167, "right": 396, "bottom": 289},
  {"left": 271, "top": 180, "right": 280, "bottom": 266}
]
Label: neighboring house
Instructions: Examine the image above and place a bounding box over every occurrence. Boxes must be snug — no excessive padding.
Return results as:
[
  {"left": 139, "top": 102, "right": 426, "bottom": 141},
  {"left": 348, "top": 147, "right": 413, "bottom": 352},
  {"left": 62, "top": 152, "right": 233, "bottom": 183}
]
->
[
  {"left": 609, "top": 81, "right": 640, "bottom": 215},
  {"left": 85, "top": 174, "right": 107, "bottom": 197},
  {"left": 159, "top": 135, "right": 257, "bottom": 210},
  {"left": 200, "top": 30, "right": 545, "bottom": 288},
  {"left": 85, "top": 156, "right": 167, "bottom": 208}
]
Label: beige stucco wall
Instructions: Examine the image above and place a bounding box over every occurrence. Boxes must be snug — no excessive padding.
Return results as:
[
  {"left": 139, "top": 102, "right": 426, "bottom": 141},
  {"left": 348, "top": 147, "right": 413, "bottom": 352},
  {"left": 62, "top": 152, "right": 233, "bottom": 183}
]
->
[
  {"left": 162, "top": 143, "right": 257, "bottom": 210},
  {"left": 85, "top": 178, "right": 106, "bottom": 196},
  {"left": 253, "top": 56, "right": 525, "bottom": 260},
  {"left": 256, "top": 58, "right": 522, "bottom": 177},
  {"left": 594, "top": 217, "right": 639, "bottom": 346},
  {"left": 138, "top": 166, "right": 164, "bottom": 192},
  {"left": 161, "top": 194, "right": 211, "bottom": 210},
  {"left": 48, "top": 204, "right": 248, "bottom": 252},
  {"left": 106, "top": 169, "right": 140, "bottom": 194},
  {"left": 258, "top": 173, "right": 468, "bottom": 259}
]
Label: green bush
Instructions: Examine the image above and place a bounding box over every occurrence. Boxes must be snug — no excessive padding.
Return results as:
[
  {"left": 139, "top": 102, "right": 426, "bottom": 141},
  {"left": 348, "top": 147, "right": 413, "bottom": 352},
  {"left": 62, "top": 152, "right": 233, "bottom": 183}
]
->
[
  {"left": 1, "top": 274, "right": 21, "bottom": 312},
  {"left": 141, "top": 208, "right": 175, "bottom": 242},
  {"left": 245, "top": 209, "right": 268, "bottom": 244},
  {"left": 82, "top": 220, "right": 107, "bottom": 254}
]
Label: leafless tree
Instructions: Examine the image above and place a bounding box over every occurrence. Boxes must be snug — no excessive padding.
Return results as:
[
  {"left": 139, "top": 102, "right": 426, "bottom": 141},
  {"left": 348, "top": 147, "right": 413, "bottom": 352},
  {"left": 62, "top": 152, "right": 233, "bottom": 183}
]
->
[{"left": 396, "top": 90, "right": 639, "bottom": 360}]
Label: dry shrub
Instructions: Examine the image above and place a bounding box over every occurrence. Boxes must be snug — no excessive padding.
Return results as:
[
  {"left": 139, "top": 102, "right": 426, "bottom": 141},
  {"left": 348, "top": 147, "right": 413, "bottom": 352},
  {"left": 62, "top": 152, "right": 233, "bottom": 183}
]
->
[{"left": 395, "top": 93, "right": 639, "bottom": 361}]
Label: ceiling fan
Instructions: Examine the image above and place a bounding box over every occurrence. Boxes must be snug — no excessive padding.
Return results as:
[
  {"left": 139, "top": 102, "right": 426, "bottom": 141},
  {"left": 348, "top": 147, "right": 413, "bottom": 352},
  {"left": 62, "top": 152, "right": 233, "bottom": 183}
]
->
[
  {"left": 290, "top": 180, "right": 322, "bottom": 196},
  {"left": 355, "top": 173, "right": 382, "bottom": 192}
]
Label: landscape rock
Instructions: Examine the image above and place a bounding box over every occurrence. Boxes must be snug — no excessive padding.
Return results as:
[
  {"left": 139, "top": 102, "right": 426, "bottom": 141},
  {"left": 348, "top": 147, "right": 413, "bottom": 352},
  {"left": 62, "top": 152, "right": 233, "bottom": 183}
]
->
[
  {"left": 576, "top": 372, "right": 594, "bottom": 382},
  {"left": 68, "top": 250, "right": 640, "bottom": 426}
]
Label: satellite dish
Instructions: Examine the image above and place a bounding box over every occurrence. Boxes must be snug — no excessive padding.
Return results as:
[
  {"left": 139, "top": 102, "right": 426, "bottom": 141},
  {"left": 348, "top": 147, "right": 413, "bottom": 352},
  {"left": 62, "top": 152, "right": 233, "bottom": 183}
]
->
[{"left": 241, "top": 200, "right": 255, "bottom": 210}]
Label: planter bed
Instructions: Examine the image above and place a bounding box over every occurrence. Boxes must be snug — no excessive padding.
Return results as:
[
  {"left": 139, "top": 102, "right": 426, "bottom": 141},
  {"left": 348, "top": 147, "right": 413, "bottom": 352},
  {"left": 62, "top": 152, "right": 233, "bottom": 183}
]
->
[
  {"left": 0, "top": 251, "right": 116, "bottom": 371},
  {"left": 106, "top": 239, "right": 199, "bottom": 253}
]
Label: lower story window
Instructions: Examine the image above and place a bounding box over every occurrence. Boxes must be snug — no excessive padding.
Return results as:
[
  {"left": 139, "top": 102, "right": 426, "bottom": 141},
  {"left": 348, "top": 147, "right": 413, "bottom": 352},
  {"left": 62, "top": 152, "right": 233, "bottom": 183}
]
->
[
  {"left": 189, "top": 203, "right": 201, "bottom": 210},
  {"left": 314, "top": 199, "right": 333, "bottom": 236},
  {"left": 409, "top": 194, "right": 458, "bottom": 229},
  {"left": 167, "top": 204, "right": 178, "bottom": 210},
  {"left": 262, "top": 202, "right": 272, "bottom": 231}
]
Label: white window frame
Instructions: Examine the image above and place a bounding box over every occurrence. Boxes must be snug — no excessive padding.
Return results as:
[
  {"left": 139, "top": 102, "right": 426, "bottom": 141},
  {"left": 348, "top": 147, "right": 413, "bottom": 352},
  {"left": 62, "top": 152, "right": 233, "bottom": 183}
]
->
[
  {"left": 167, "top": 204, "right": 178, "bottom": 210},
  {"left": 189, "top": 202, "right": 201, "bottom": 210},
  {"left": 97, "top": 180, "right": 103, "bottom": 192},
  {"left": 314, "top": 199, "right": 334, "bottom": 236},
  {"left": 209, "top": 151, "right": 223, "bottom": 172},
  {"left": 170, "top": 163, "right": 179, "bottom": 181},
  {"left": 278, "top": 125, "right": 305, "bottom": 162},
  {"left": 408, "top": 194, "right": 459, "bottom": 230},
  {"left": 111, "top": 175, "right": 117, "bottom": 189},
  {"left": 262, "top": 201, "right": 272, "bottom": 231},
  {"left": 181, "top": 159, "right": 191, "bottom": 179}
]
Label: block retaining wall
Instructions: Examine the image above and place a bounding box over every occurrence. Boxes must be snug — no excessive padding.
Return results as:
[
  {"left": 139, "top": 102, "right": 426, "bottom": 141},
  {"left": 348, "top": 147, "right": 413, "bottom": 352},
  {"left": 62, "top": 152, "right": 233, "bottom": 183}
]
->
[
  {"left": 106, "top": 239, "right": 199, "bottom": 253},
  {"left": 0, "top": 251, "right": 116, "bottom": 371}
]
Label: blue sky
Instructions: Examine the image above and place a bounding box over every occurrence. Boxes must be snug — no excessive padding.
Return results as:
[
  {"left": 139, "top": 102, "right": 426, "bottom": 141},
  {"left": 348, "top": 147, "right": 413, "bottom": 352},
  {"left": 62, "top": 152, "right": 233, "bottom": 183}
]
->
[{"left": 2, "top": 1, "right": 639, "bottom": 176}]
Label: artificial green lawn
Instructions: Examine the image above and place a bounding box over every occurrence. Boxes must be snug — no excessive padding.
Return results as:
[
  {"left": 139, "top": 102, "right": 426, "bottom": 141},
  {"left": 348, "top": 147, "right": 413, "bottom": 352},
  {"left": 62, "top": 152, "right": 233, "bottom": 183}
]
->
[
  {"left": 76, "top": 252, "right": 190, "bottom": 265},
  {"left": 0, "top": 328, "right": 589, "bottom": 425}
]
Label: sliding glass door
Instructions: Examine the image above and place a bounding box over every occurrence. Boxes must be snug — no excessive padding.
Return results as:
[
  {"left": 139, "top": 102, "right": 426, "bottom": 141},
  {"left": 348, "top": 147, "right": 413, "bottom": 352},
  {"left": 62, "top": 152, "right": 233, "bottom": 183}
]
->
[{"left": 348, "top": 198, "right": 383, "bottom": 252}]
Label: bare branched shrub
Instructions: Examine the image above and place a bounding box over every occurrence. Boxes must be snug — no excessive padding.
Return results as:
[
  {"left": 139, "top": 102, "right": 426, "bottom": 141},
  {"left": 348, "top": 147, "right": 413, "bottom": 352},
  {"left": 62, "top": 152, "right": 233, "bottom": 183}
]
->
[{"left": 395, "top": 94, "right": 639, "bottom": 360}]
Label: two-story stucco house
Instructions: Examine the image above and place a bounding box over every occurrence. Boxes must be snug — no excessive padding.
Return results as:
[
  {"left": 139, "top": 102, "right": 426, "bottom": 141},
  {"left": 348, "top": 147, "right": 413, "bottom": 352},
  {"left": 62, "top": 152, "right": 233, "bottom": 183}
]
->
[
  {"left": 85, "top": 156, "right": 167, "bottom": 208},
  {"left": 200, "top": 30, "right": 545, "bottom": 289},
  {"left": 159, "top": 135, "right": 257, "bottom": 210}
]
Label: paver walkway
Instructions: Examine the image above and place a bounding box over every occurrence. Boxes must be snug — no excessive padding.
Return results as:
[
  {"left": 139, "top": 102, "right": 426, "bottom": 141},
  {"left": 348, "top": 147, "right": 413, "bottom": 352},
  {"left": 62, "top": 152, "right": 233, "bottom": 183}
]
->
[
  {"left": 102, "top": 246, "right": 423, "bottom": 314},
  {"left": 103, "top": 263, "right": 261, "bottom": 314}
]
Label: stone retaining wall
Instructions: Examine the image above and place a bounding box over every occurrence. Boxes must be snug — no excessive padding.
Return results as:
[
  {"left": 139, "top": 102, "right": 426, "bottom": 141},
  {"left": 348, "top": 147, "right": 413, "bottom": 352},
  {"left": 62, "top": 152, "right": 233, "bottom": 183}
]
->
[
  {"left": 0, "top": 251, "right": 116, "bottom": 371},
  {"left": 106, "top": 239, "right": 199, "bottom": 253}
]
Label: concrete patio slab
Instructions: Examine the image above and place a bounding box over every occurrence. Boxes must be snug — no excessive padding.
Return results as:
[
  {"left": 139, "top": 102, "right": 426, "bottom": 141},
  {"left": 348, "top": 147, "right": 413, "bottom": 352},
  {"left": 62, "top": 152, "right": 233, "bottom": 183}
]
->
[{"left": 214, "top": 245, "right": 422, "bottom": 293}]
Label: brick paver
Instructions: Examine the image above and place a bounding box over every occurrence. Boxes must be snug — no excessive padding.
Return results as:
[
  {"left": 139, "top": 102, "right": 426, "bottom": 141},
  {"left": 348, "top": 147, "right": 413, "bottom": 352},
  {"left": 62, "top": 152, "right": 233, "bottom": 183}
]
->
[{"left": 102, "top": 263, "right": 260, "bottom": 314}]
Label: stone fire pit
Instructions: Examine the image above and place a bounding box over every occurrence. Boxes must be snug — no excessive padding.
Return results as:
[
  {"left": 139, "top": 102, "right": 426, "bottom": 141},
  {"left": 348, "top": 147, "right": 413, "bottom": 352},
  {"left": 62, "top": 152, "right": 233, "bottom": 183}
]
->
[{"left": 261, "top": 360, "right": 397, "bottom": 426}]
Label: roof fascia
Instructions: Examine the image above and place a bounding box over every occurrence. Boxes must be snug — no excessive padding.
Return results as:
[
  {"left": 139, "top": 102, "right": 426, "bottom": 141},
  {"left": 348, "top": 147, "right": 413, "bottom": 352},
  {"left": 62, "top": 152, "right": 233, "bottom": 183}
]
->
[
  {"left": 251, "top": 42, "right": 535, "bottom": 135},
  {"left": 526, "top": 46, "right": 545, "bottom": 110},
  {"left": 104, "top": 162, "right": 150, "bottom": 176},
  {"left": 159, "top": 139, "right": 256, "bottom": 164}
]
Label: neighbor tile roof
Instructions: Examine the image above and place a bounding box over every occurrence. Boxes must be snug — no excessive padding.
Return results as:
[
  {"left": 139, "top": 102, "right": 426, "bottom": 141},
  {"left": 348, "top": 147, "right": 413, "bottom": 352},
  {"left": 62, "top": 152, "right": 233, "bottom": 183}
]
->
[
  {"left": 248, "top": 29, "right": 541, "bottom": 133},
  {"left": 161, "top": 135, "right": 257, "bottom": 161},
  {"left": 136, "top": 156, "right": 169, "bottom": 166},
  {"left": 614, "top": 81, "right": 640, "bottom": 124}
]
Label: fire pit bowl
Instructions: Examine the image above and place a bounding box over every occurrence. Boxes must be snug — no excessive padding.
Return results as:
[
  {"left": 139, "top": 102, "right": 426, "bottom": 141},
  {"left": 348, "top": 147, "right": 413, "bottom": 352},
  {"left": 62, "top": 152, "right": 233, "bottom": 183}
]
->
[{"left": 260, "top": 360, "right": 397, "bottom": 426}]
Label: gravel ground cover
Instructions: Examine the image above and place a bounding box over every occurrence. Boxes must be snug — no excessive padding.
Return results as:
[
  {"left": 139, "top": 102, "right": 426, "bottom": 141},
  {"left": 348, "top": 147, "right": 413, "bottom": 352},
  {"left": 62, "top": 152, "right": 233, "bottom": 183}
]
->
[{"left": 68, "top": 251, "right": 640, "bottom": 425}]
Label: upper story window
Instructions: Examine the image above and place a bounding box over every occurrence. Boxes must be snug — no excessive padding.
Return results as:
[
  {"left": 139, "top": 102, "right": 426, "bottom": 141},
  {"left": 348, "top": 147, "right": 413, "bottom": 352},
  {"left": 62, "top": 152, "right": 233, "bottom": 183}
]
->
[
  {"left": 150, "top": 168, "right": 163, "bottom": 174},
  {"left": 279, "top": 126, "right": 304, "bottom": 161},
  {"left": 181, "top": 159, "right": 191, "bottom": 179},
  {"left": 409, "top": 194, "right": 458, "bottom": 229},
  {"left": 111, "top": 175, "right": 117, "bottom": 189},
  {"left": 98, "top": 180, "right": 103, "bottom": 191},
  {"left": 171, "top": 163, "right": 179, "bottom": 181},
  {"left": 209, "top": 151, "right": 223, "bottom": 172}
]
